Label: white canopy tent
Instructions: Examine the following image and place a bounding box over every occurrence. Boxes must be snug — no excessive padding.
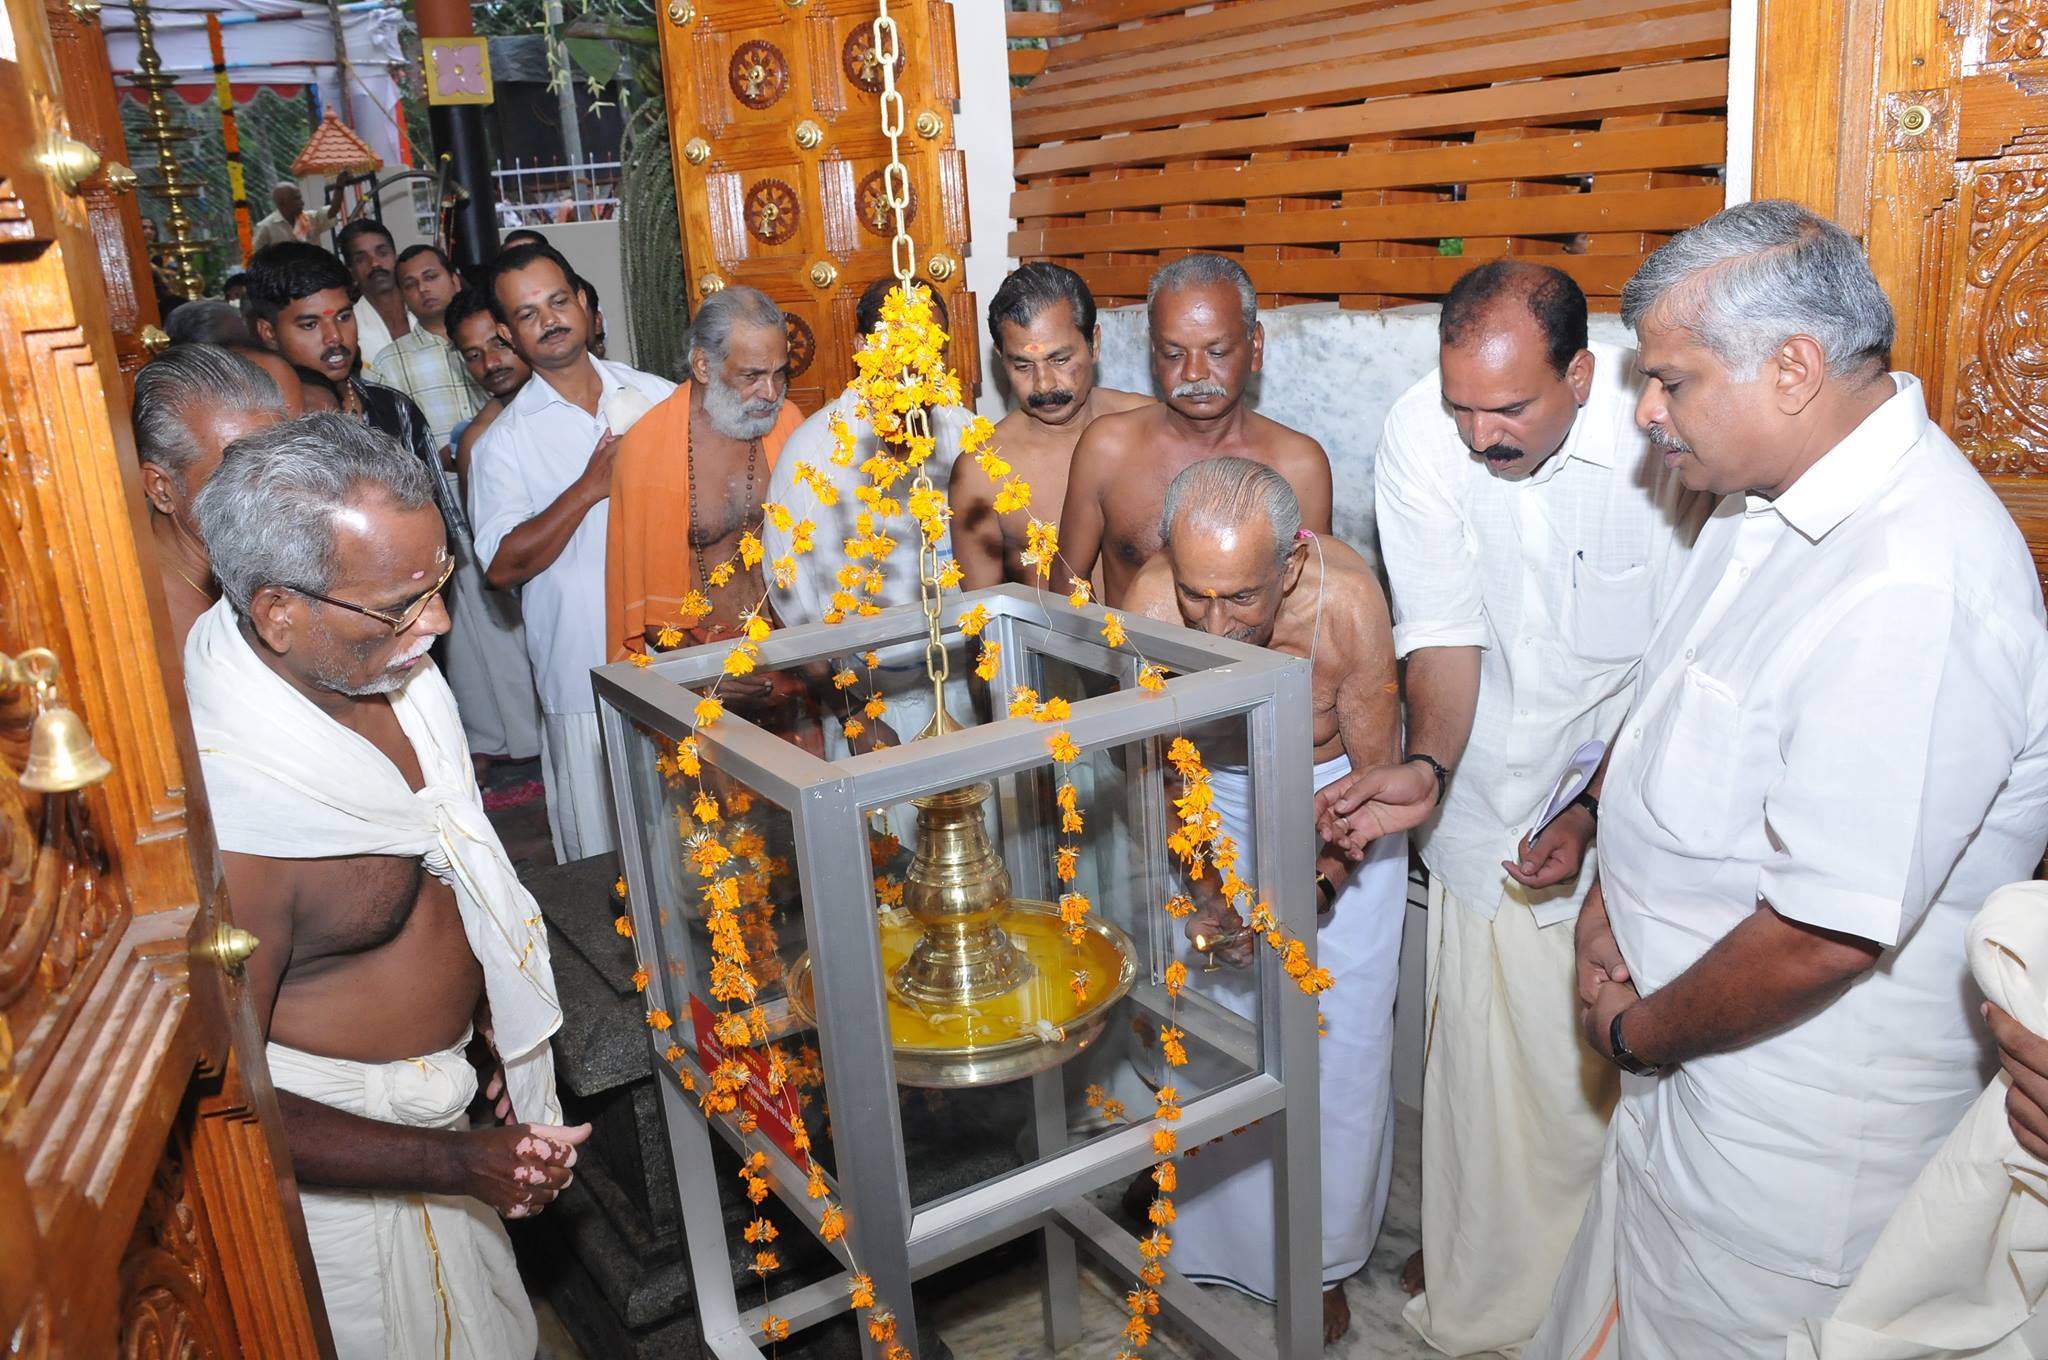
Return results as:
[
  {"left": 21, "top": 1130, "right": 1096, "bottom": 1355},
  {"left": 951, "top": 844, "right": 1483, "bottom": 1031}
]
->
[{"left": 101, "top": 0, "right": 409, "bottom": 172}]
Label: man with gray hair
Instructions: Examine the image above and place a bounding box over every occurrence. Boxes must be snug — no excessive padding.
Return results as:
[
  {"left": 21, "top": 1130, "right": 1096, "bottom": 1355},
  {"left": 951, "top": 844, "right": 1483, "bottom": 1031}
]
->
[
  {"left": 133, "top": 343, "right": 288, "bottom": 645},
  {"left": 185, "top": 412, "right": 587, "bottom": 1359},
  {"left": 1527, "top": 200, "right": 2048, "bottom": 1358},
  {"left": 1059, "top": 253, "right": 1332, "bottom": 606},
  {"left": 1123, "top": 456, "right": 1403, "bottom": 1345},
  {"left": 606, "top": 283, "right": 803, "bottom": 666}
]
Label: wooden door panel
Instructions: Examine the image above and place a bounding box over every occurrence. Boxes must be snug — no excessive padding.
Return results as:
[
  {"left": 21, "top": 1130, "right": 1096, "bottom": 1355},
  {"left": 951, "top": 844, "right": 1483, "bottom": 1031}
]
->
[
  {"left": 1, "top": 0, "right": 327, "bottom": 1351},
  {"left": 42, "top": 0, "right": 158, "bottom": 387},
  {"left": 662, "top": 0, "right": 975, "bottom": 408},
  {"left": 1755, "top": 0, "right": 2048, "bottom": 597}
]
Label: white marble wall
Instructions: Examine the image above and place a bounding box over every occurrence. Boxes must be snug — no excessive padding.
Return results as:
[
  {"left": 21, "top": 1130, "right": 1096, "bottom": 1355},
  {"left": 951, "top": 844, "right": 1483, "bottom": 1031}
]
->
[{"left": 1089, "top": 302, "right": 1636, "bottom": 563}]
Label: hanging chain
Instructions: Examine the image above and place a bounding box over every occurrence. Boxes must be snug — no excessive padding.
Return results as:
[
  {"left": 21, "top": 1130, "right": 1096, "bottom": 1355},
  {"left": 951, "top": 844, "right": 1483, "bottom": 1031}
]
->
[{"left": 872, "top": 0, "right": 950, "bottom": 704}]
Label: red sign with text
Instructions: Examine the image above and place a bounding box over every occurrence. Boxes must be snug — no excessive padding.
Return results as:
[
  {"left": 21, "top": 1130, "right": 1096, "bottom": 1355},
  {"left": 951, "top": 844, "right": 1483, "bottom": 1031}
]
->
[{"left": 689, "top": 994, "right": 804, "bottom": 1168}]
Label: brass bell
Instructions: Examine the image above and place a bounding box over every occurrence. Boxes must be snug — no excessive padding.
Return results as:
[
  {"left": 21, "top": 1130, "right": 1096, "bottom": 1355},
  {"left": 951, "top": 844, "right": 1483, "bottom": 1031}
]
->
[
  {"left": 196, "top": 921, "right": 261, "bottom": 976},
  {"left": 19, "top": 703, "right": 112, "bottom": 793}
]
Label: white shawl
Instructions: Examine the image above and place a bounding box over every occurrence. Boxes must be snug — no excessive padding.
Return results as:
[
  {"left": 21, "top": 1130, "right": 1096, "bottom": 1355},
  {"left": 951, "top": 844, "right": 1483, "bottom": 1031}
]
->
[
  {"left": 1790, "top": 879, "right": 2048, "bottom": 1359},
  {"left": 186, "top": 598, "right": 563, "bottom": 1124}
]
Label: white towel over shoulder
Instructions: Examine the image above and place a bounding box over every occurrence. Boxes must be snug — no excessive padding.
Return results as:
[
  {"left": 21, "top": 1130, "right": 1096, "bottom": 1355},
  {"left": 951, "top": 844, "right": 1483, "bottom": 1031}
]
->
[
  {"left": 1790, "top": 879, "right": 2048, "bottom": 1359},
  {"left": 185, "top": 598, "right": 562, "bottom": 1124}
]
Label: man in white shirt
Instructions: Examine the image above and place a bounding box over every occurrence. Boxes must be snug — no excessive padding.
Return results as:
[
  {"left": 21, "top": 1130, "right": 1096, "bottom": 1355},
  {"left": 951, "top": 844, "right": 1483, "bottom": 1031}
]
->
[
  {"left": 763, "top": 278, "right": 975, "bottom": 753},
  {"left": 1319, "top": 261, "right": 1706, "bottom": 1355},
  {"left": 1527, "top": 201, "right": 2048, "bottom": 1360},
  {"left": 469, "top": 243, "right": 673, "bottom": 862},
  {"left": 249, "top": 179, "right": 337, "bottom": 255}
]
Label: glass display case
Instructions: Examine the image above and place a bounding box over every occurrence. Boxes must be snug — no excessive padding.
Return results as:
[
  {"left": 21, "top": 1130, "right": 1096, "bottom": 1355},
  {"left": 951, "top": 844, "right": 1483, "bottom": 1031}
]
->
[{"left": 596, "top": 584, "right": 1326, "bottom": 1359}]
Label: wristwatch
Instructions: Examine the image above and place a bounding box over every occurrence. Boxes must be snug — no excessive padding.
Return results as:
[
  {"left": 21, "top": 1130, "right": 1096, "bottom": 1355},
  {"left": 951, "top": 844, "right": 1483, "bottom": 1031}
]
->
[
  {"left": 1609, "top": 1008, "right": 1658, "bottom": 1076},
  {"left": 1404, "top": 752, "right": 1450, "bottom": 807},
  {"left": 1570, "top": 790, "right": 1600, "bottom": 824}
]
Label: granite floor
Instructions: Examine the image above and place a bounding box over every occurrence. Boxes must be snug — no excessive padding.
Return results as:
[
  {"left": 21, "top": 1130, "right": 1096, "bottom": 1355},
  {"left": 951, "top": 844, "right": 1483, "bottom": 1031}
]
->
[{"left": 922, "top": 1102, "right": 1473, "bottom": 1360}]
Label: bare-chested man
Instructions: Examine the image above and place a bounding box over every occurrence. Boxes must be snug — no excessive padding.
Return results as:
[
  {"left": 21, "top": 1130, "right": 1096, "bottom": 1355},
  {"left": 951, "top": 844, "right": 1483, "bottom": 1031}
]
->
[
  {"left": 1122, "top": 456, "right": 1402, "bottom": 1347},
  {"left": 187, "top": 413, "right": 584, "bottom": 1359},
  {"left": 133, "top": 343, "right": 287, "bottom": 646},
  {"left": 953, "top": 262, "right": 1149, "bottom": 587},
  {"left": 1060, "top": 254, "right": 1333, "bottom": 606}
]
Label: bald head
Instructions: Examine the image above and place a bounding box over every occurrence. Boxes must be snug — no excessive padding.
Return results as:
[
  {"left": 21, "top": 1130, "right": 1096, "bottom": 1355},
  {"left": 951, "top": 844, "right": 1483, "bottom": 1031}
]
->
[
  {"left": 272, "top": 180, "right": 303, "bottom": 218},
  {"left": 1157, "top": 458, "right": 1306, "bottom": 644}
]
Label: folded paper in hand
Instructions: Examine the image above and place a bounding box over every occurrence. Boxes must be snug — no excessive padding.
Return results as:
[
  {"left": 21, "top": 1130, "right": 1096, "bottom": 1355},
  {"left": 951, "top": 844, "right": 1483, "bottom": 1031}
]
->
[{"left": 1531, "top": 739, "right": 1605, "bottom": 842}]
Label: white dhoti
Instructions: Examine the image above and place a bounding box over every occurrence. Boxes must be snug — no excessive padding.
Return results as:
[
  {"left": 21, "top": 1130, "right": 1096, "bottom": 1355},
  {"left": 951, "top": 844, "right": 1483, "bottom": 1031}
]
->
[
  {"left": 442, "top": 560, "right": 541, "bottom": 761},
  {"left": 185, "top": 597, "right": 563, "bottom": 1125},
  {"left": 268, "top": 1039, "right": 538, "bottom": 1360},
  {"left": 1169, "top": 754, "right": 1408, "bottom": 1299},
  {"left": 1788, "top": 880, "right": 2048, "bottom": 1360},
  {"left": 1405, "top": 877, "right": 1619, "bottom": 1355},
  {"left": 1529, "top": 1090, "right": 1845, "bottom": 1360},
  {"left": 539, "top": 709, "right": 615, "bottom": 863}
]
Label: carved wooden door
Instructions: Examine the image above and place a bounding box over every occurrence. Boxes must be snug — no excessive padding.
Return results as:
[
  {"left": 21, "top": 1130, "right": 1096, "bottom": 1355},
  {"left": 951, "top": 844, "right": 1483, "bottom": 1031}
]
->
[
  {"left": 1755, "top": 0, "right": 2048, "bottom": 590},
  {"left": 41, "top": 0, "right": 161, "bottom": 387},
  {"left": 0, "top": 0, "right": 330, "bottom": 1354},
  {"left": 658, "top": 0, "right": 975, "bottom": 417}
]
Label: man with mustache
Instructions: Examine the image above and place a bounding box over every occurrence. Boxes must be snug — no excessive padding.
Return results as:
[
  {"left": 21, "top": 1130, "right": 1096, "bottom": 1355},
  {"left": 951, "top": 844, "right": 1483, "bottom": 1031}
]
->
[
  {"left": 338, "top": 219, "right": 412, "bottom": 373},
  {"left": 470, "top": 242, "right": 674, "bottom": 862},
  {"left": 133, "top": 343, "right": 289, "bottom": 647},
  {"left": 1124, "top": 457, "right": 1405, "bottom": 1346},
  {"left": 381, "top": 248, "right": 542, "bottom": 778},
  {"left": 1317, "top": 260, "right": 1706, "bottom": 1356},
  {"left": 952, "top": 263, "right": 1149, "bottom": 587},
  {"left": 449, "top": 287, "right": 531, "bottom": 480},
  {"left": 605, "top": 285, "right": 803, "bottom": 666},
  {"left": 186, "top": 413, "right": 584, "bottom": 1359},
  {"left": 1057, "top": 254, "right": 1332, "bottom": 607}
]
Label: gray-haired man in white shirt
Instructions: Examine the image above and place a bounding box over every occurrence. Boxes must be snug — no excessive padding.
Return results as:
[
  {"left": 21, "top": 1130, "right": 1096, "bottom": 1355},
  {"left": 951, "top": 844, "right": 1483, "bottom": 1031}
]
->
[
  {"left": 1319, "top": 261, "right": 1707, "bottom": 1356},
  {"left": 1527, "top": 202, "right": 2048, "bottom": 1359}
]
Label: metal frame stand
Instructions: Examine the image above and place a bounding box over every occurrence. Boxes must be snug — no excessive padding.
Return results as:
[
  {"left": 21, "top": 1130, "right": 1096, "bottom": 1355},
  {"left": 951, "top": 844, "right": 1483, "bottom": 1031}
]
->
[{"left": 597, "top": 586, "right": 1323, "bottom": 1360}]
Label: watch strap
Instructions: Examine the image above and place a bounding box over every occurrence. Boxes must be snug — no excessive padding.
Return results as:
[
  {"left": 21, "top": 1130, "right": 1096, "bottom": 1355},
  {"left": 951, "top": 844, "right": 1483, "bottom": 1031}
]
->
[
  {"left": 1404, "top": 752, "right": 1450, "bottom": 807},
  {"left": 1571, "top": 789, "right": 1600, "bottom": 823},
  {"left": 1609, "top": 1008, "right": 1657, "bottom": 1076}
]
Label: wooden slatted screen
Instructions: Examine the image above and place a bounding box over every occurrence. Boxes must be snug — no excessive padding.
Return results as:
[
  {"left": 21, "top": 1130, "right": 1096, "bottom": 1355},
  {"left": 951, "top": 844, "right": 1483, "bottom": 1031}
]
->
[{"left": 1008, "top": 0, "right": 1731, "bottom": 310}]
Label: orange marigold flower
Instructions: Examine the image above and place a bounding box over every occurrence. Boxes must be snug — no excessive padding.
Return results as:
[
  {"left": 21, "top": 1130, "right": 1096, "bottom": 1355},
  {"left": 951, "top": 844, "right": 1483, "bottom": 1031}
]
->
[
  {"left": 693, "top": 696, "right": 724, "bottom": 728},
  {"left": 751, "top": 1249, "right": 780, "bottom": 1276},
  {"left": 629, "top": 652, "right": 651, "bottom": 669},
  {"left": 833, "top": 669, "right": 860, "bottom": 690},
  {"left": 875, "top": 876, "right": 905, "bottom": 907},
  {"left": 614, "top": 915, "right": 634, "bottom": 938},
  {"left": 1152, "top": 1127, "right": 1178, "bottom": 1156},
  {"left": 849, "top": 1274, "right": 876, "bottom": 1309},
  {"left": 693, "top": 791, "right": 721, "bottom": 824},
  {"left": 1068, "top": 577, "right": 1093, "bottom": 607},
  {"left": 937, "top": 558, "right": 965, "bottom": 589},
  {"left": 843, "top": 718, "right": 866, "bottom": 741},
  {"left": 1032, "top": 696, "right": 1071, "bottom": 723},
  {"left": 1162, "top": 894, "right": 1194, "bottom": 920},
  {"left": 958, "top": 603, "right": 990, "bottom": 637},
  {"left": 1160, "top": 1024, "right": 1188, "bottom": 1067},
  {"left": 655, "top": 624, "right": 685, "bottom": 650},
  {"left": 1102, "top": 612, "right": 1128, "bottom": 648},
  {"left": 1137, "top": 663, "right": 1167, "bottom": 694},
  {"left": 743, "top": 1217, "right": 778, "bottom": 1244},
  {"left": 868, "top": 1313, "right": 897, "bottom": 1343},
  {"left": 864, "top": 694, "right": 888, "bottom": 721},
  {"left": 1152, "top": 1161, "right": 1177, "bottom": 1193},
  {"left": 1163, "top": 960, "right": 1188, "bottom": 997},
  {"left": 723, "top": 644, "right": 758, "bottom": 677},
  {"left": 761, "top": 1316, "right": 791, "bottom": 1342},
  {"left": 807, "top": 1164, "right": 830, "bottom": 1198},
  {"left": 1140, "top": 1262, "right": 1165, "bottom": 1287},
  {"left": 1048, "top": 731, "right": 1080, "bottom": 763},
  {"left": 820, "top": 1204, "right": 846, "bottom": 1242},
  {"left": 631, "top": 965, "right": 649, "bottom": 992},
  {"left": 1055, "top": 845, "right": 1079, "bottom": 883},
  {"left": 647, "top": 1007, "right": 673, "bottom": 1031}
]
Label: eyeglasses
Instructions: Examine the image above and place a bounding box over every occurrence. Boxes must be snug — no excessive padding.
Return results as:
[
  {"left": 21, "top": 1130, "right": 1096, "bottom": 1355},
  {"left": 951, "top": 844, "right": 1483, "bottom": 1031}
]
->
[{"left": 288, "top": 557, "right": 455, "bottom": 634}]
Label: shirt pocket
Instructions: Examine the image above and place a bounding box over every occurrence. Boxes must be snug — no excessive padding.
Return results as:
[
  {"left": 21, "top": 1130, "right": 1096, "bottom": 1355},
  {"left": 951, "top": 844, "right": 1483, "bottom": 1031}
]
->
[
  {"left": 1638, "top": 664, "right": 1743, "bottom": 850},
  {"left": 1569, "top": 557, "right": 1655, "bottom": 663}
]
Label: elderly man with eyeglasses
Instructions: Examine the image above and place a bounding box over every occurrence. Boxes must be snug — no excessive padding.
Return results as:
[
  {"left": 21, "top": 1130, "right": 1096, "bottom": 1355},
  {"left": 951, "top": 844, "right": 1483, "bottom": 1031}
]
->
[{"left": 183, "top": 411, "right": 589, "bottom": 1360}]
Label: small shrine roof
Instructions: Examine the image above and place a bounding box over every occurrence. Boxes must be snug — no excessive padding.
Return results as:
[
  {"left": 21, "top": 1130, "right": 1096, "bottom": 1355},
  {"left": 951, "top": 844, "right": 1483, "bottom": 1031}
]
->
[{"left": 291, "top": 110, "right": 383, "bottom": 177}]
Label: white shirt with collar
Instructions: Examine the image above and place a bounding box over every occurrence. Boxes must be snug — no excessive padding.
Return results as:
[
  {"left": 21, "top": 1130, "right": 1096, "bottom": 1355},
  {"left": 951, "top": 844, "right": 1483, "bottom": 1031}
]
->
[
  {"left": 1600, "top": 374, "right": 2048, "bottom": 1285},
  {"left": 469, "top": 354, "right": 675, "bottom": 715},
  {"left": 1376, "top": 339, "right": 1708, "bottom": 925}
]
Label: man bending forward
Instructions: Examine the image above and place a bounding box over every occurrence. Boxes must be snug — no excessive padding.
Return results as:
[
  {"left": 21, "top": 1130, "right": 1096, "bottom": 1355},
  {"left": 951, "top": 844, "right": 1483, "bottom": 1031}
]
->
[{"left": 1125, "top": 456, "right": 1403, "bottom": 1345}]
